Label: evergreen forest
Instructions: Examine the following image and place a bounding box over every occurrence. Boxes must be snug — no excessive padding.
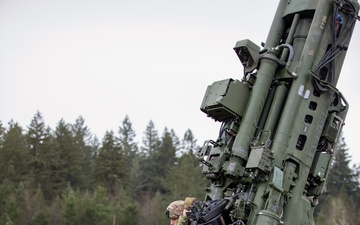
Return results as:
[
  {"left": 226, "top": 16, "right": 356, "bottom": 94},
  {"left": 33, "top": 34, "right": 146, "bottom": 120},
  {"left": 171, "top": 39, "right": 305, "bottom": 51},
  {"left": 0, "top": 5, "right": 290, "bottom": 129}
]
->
[{"left": 0, "top": 111, "right": 359, "bottom": 225}]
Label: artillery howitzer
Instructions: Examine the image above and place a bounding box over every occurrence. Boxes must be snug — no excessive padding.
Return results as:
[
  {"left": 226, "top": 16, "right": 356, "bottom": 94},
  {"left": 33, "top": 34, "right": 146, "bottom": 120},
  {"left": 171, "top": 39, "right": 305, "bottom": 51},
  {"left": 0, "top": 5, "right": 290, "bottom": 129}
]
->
[{"left": 189, "top": 0, "right": 359, "bottom": 224}]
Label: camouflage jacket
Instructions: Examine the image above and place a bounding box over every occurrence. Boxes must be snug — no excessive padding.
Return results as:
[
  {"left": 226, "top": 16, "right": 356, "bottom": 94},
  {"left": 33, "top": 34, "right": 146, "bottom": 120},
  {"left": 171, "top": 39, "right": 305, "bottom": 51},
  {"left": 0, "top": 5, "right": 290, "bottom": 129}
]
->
[{"left": 176, "top": 215, "right": 189, "bottom": 225}]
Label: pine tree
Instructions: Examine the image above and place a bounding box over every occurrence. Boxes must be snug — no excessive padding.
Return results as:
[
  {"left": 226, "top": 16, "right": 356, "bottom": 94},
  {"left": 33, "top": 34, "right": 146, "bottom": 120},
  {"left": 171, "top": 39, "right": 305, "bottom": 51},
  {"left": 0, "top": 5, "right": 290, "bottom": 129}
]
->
[
  {"left": 128, "top": 155, "right": 147, "bottom": 198},
  {"left": 170, "top": 129, "right": 180, "bottom": 155},
  {"left": 71, "top": 116, "right": 94, "bottom": 190},
  {"left": 87, "top": 135, "right": 100, "bottom": 190},
  {"left": 117, "top": 115, "right": 138, "bottom": 190},
  {"left": 158, "top": 128, "right": 178, "bottom": 175},
  {"left": 32, "top": 128, "right": 60, "bottom": 202},
  {"left": 182, "top": 129, "right": 198, "bottom": 155},
  {"left": 142, "top": 126, "right": 178, "bottom": 194},
  {"left": 54, "top": 119, "right": 80, "bottom": 193},
  {"left": 141, "top": 120, "right": 160, "bottom": 157},
  {"left": 154, "top": 128, "right": 178, "bottom": 193},
  {"left": 0, "top": 121, "right": 32, "bottom": 223},
  {"left": 27, "top": 111, "right": 47, "bottom": 160},
  {"left": 326, "top": 136, "right": 359, "bottom": 196},
  {"left": 0, "top": 121, "right": 31, "bottom": 183},
  {"left": 26, "top": 111, "right": 53, "bottom": 190},
  {"left": 94, "top": 131, "right": 125, "bottom": 196},
  {"left": 140, "top": 121, "right": 161, "bottom": 193},
  {"left": 118, "top": 115, "right": 138, "bottom": 160}
]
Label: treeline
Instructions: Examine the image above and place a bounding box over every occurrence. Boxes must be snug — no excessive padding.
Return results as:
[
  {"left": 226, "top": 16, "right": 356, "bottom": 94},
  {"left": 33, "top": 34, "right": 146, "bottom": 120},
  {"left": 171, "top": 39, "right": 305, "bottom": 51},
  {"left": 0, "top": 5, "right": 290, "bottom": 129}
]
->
[
  {"left": 315, "top": 136, "right": 360, "bottom": 225},
  {"left": 0, "top": 111, "right": 359, "bottom": 225},
  {"left": 0, "top": 111, "right": 209, "bottom": 225}
]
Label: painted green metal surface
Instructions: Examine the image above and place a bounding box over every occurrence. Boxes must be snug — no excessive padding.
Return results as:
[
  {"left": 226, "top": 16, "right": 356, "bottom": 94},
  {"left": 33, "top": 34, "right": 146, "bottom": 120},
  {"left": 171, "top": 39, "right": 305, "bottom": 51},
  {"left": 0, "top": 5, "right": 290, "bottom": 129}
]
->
[{"left": 189, "top": 0, "right": 360, "bottom": 225}]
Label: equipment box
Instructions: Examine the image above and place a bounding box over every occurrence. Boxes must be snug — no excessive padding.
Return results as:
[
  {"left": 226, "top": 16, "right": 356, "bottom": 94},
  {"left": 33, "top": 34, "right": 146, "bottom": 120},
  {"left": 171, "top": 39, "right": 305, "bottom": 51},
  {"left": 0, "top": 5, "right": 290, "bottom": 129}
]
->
[{"left": 200, "top": 79, "right": 250, "bottom": 121}]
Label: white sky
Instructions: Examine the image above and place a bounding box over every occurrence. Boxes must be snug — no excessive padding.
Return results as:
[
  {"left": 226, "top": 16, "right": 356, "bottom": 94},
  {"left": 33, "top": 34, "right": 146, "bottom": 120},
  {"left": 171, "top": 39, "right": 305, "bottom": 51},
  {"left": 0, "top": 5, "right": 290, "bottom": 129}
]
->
[{"left": 0, "top": 0, "right": 359, "bottom": 164}]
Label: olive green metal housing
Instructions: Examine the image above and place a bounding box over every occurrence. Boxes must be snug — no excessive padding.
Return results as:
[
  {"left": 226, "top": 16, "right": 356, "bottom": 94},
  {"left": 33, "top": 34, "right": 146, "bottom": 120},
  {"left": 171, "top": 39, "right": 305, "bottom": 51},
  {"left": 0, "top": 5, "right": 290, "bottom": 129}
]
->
[{"left": 189, "top": 1, "right": 360, "bottom": 225}]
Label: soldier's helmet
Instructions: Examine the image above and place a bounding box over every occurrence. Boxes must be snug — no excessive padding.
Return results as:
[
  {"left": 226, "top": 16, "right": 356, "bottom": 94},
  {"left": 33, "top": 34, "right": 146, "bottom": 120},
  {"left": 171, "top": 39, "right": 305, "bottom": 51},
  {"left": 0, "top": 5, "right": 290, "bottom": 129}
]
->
[{"left": 166, "top": 200, "right": 184, "bottom": 220}]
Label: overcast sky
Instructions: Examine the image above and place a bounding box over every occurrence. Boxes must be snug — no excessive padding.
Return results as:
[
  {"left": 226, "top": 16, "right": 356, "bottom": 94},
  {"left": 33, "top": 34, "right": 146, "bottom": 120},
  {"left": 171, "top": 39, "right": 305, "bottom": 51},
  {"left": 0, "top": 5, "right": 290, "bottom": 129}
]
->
[{"left": 0, "top": 0, "right": 359, "bottom": 164}]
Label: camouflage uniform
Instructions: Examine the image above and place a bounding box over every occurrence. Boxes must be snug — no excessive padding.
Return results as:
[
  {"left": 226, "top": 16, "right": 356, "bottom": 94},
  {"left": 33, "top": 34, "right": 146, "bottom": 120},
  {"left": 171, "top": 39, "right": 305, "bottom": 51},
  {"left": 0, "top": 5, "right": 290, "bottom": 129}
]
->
[
  {"left": 166, "top": 200, "right": 184, "bottom": 221},
  {"left": 166, "top": 198, "right": 196, "bottom": 225},
  {"left": 177, "top": 215, "right": 189, "bottom": 225}
]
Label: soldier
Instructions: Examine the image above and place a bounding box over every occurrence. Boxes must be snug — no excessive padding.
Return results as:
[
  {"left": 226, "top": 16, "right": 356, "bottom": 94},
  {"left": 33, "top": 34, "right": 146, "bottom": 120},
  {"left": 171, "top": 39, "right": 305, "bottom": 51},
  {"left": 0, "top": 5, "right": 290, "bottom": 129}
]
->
[
  {"left": 166, "top": 200, "right": 184, "bottom": 225},
  {"left": 166, "top": 197, "right": 196, "bottom": 225}
]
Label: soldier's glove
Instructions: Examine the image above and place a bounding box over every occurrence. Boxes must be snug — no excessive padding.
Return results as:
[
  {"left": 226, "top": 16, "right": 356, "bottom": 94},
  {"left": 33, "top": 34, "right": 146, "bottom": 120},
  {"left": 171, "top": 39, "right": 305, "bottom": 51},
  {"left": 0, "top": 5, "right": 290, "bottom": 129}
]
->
[{"left": 184, "top": 197, "right": 196, "bottom": 210}]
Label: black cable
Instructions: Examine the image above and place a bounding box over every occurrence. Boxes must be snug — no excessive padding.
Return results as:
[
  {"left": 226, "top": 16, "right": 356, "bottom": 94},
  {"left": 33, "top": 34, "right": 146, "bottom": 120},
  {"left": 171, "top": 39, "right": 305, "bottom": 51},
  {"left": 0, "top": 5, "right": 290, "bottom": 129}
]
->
[{"left": 314, "top": 1, "right": 356, "bottom": 92}]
